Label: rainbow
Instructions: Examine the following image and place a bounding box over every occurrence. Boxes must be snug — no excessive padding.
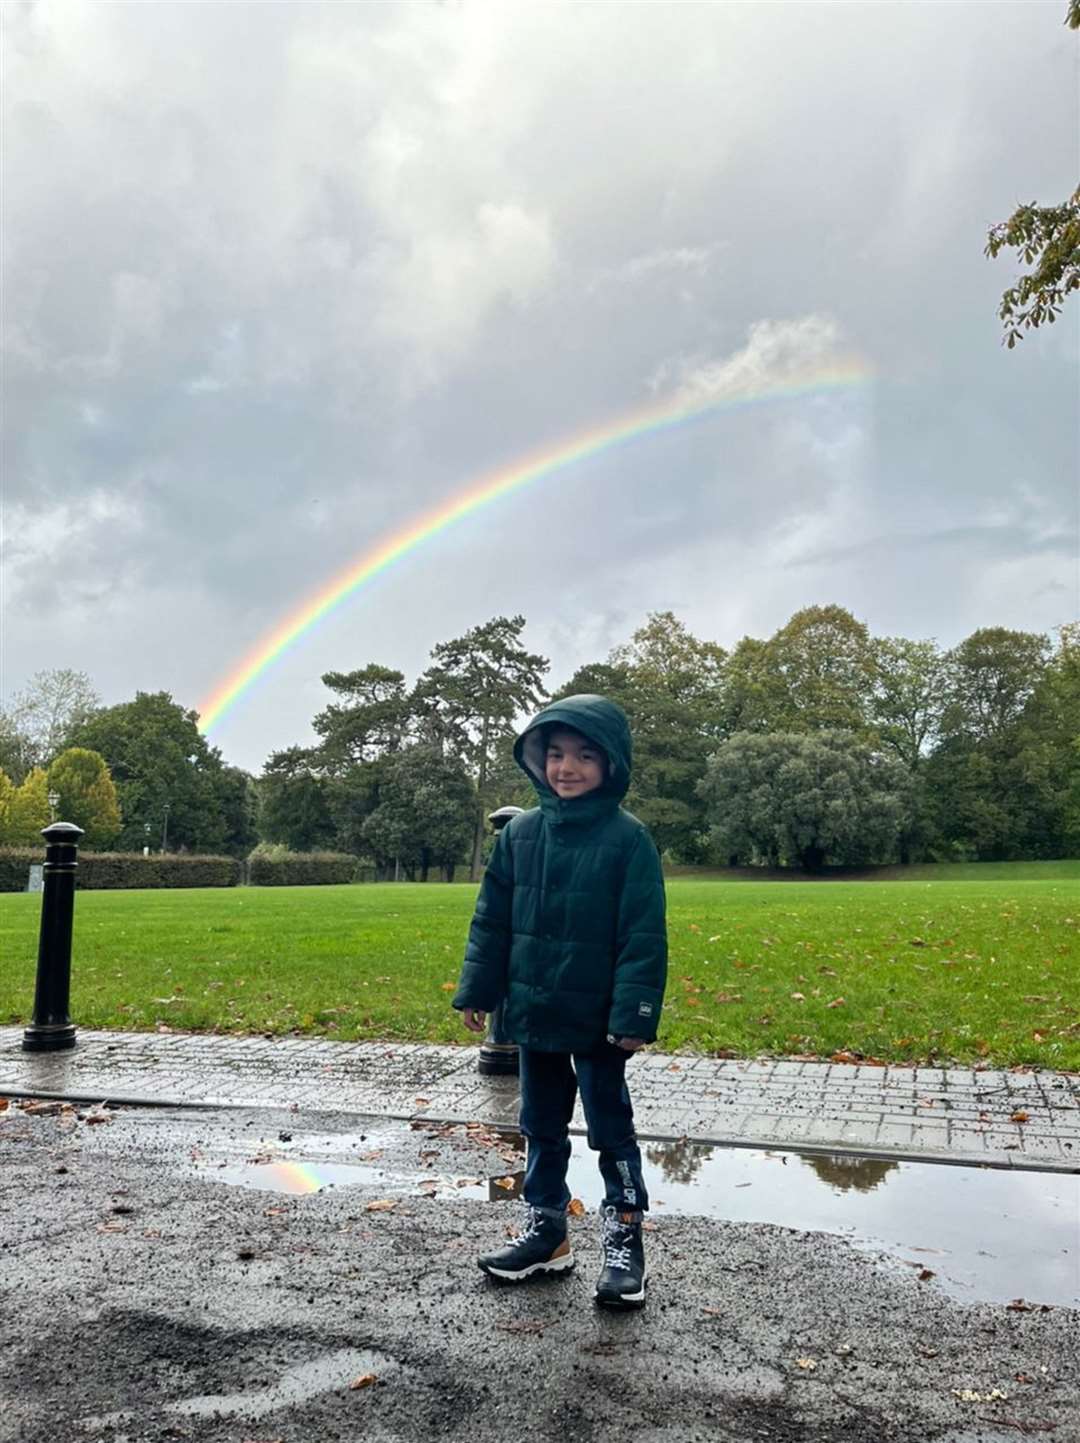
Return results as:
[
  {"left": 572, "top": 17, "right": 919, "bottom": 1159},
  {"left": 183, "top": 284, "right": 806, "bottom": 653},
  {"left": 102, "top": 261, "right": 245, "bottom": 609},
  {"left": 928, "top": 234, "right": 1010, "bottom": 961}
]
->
[
  {"left": 257, "top": 1160, "right": 325, "bottom": 1195},
  {"left": 198, "top": 360, "right": 872, "bottom": 732}
]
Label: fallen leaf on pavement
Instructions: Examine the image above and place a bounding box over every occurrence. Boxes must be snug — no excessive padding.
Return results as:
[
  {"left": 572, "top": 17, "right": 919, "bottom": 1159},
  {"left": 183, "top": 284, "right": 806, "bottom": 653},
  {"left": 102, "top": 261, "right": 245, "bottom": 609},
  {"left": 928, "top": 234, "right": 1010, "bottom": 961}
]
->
[
  {"left": 365, "top": 1199, "right": 397, "bottom": 1212},
  {"left": 497, "top": 1319, "right": 545, "bottom": 1334},
  {"left": 1010, "top": 1111, "right": 1030, "bottom": 1124},
  {"left": 492, "top": 1176, "right": 517, "bottom": 1191},
  {"left": 918, "top": 1269, "right": 936, "bottom": 1282},
  {"left": 795, "top": 1357, "right": 817, "bottom": 1370},
  {"left": 952, "top": 1387, "right": 1008, "bottom": 1403},
  {"left": 0, "top": 1099, "right": 8, "bottom": 1112},
  {"left": 567, "top": 1198, "right": 586, "bottom": 1216},
  {"left": 18, "top": 1100, "right": 64, "bottom": 1115},
  {"left": 349, "top": 1373, "right": 378, "bottom": 1390},
  {"left": 358, "top": 1150, "right": 384, "bottom": 1162}
]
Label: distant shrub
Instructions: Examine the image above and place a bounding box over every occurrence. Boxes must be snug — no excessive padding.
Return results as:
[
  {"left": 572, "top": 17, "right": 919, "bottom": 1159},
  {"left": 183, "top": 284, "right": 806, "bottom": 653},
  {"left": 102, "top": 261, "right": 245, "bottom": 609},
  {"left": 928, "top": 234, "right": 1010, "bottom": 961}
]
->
[
  {"left": 0, "top": 848, "right": 239, "bottom": 891},
  {"left": 247, "top": 850, "right": 359, "bottom": 887}
]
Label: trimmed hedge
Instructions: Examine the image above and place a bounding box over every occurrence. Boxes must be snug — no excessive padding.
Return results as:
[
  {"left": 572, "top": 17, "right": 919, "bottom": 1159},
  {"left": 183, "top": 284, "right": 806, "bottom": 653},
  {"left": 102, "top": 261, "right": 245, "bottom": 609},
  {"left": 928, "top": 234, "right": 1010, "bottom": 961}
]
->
[
  {"left": 0, "top": 848, "right": 239, "bottom": 892},
  {"left": 247, "top": 851, "right": 359, "bottom": 887}
]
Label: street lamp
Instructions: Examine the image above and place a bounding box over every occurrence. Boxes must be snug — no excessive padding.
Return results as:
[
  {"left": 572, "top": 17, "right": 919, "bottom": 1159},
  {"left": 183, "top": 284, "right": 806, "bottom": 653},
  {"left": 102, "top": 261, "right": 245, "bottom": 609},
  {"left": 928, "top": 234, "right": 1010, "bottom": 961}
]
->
[
  {"left": 161, "top": 802, "right": 170, "bottom": 854},
  {"left": 47, "top": 790, "right": 60, "bottom": 823}
]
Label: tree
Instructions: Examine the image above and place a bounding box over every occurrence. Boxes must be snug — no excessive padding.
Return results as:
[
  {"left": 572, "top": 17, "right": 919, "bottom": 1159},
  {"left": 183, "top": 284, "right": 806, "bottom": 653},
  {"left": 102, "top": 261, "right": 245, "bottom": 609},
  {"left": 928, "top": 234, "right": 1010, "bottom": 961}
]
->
[
  {"left": 312, "top": 665, "right": 412, "bottom": 770},
  {"left": 258, "top": 748, "right": 337, "bottom": 852},
  {"left": 360, "top": 745, "right": 475, "bottom": 880},
  {"left": 985, "top": 5, "right": 1079, "bottom": 346},
  {"left": 0, "top": 711, "right": 35, "bottom": 786},
  {"left": 562, "top": 612, "right": 728, "bottom": 859},
  {"left": 922, "top": 627, "right": 1058, "bottom": 861},
  {"left": 69, "top": 692, "right": 231, "bottom": 853},
  {"left": 941, "top": 628, "right": 1051, "bottom": 742},
  {"left": 869, "top": 637, "right": 948, "bottom": 772},
  {"left": 698, "top": 731, "right": 909, "bottom": 871},
  {"left": 415, "top": 616, "right": 548, "bottom": 878},
  {"left": 5, "top": 767, "right": 51, "bottom": 847},
  {"left": 0, "top": 769, "right": 16, "bottom": 843},
  {"left": 766, "top": 605, "right": 876, "bottom": 734},
  {"left": 216, "top": 766, "right": 260, "bottom": 857},
  {"left": 3, "top": 669, "right": 101, "bottom": 773},
  {"left": 45, "top": 748, "right": 122, "bottom": 849}
]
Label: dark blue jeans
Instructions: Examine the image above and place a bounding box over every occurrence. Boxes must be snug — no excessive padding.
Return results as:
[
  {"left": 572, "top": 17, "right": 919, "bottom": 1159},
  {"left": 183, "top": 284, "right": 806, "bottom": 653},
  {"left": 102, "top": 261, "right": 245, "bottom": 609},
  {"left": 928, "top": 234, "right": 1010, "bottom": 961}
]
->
[{"left": 518, "top": 1041, "right": 649, "bottom": 1220}]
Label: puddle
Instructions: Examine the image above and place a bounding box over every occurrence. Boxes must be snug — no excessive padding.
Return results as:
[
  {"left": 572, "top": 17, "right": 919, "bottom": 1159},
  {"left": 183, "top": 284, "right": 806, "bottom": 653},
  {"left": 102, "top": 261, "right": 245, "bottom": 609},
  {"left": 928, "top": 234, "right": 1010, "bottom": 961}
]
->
[{"left": 185, "top": 1127, "right": 1080, "bottom": 1310}]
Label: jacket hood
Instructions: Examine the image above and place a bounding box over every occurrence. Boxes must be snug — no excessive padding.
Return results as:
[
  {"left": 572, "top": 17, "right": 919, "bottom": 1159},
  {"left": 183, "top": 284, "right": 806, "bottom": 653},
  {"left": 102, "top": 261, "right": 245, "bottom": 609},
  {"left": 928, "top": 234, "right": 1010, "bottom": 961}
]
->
[{"left": 514, "top": 694, "right": 632, "bottom": 815}]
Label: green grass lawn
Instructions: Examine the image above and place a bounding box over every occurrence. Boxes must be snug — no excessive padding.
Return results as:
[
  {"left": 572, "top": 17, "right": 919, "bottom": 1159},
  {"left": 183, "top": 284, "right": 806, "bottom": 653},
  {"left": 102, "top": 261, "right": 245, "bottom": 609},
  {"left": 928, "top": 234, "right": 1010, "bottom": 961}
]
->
[{"left": 1, "top": 869, "right": 1077, "bottom": 1069}]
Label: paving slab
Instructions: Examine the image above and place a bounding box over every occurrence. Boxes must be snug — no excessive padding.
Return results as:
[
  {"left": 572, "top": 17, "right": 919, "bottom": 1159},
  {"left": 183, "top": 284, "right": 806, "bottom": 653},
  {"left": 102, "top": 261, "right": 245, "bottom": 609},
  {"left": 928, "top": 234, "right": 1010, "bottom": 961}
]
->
[{"left": 1, "top": 1025, "right": 1077, "bottom": 1171}]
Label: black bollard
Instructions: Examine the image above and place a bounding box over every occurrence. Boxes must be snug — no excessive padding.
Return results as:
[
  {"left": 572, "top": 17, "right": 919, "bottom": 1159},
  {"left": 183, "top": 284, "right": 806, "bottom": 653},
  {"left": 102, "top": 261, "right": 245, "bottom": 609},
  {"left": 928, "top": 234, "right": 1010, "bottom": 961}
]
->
[
  {"left": 22, "top": 822, "right": 84, "bottom": 1052},
  {"left": 478, "top": 806, "right": 523, "bottom": 1077}
]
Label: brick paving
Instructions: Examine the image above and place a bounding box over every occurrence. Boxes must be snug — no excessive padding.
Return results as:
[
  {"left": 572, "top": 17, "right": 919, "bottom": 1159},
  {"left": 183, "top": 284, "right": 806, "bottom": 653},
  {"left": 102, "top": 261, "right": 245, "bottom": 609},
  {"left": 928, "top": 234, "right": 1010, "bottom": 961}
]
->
[{"left": 2, "top": 1025, "right": 1077, "bottom": 1171}]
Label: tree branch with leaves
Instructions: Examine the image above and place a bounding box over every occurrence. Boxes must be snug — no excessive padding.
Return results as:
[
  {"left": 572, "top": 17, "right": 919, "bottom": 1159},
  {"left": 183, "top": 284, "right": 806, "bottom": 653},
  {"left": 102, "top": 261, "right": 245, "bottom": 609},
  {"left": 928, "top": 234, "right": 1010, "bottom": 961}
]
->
[{"left": 985, "top": 3, "right": 1079, "bottom": 346}]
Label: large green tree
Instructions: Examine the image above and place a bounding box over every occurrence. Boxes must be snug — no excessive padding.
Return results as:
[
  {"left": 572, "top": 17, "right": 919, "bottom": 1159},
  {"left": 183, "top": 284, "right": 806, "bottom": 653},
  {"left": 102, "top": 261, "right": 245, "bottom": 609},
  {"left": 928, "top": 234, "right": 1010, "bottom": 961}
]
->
[
  {"left": 924, "top": 628, "right": 1056, "bottom": 860},
  {"left": 557, "top": 612, "right": 727, "bottom": 859},
  {"left": 414, "top": 616, "right": 548, "bottom": 878},
  {"left": 312, "top": 665, "right": 412, "bottom": 769},
  {"left": 359, "top": 745, "right": 476, "bottom": 881},
  {"left": 698, "top": 731, "right": 909, "bottom": 871},
  {"left": 258, "top": 747, "right": 337, "bottom": 852},
  {"left": 69, "top": 692, "right": 231, "bottom": 853},
  {"left": 45, "top": 748, "right": 122, "bottom": 849}
]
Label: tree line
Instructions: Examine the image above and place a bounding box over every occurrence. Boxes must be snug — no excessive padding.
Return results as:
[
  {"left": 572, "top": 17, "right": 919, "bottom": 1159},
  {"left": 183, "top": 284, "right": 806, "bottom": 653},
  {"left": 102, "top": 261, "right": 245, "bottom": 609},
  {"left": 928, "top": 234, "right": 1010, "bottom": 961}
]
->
[{"left": 1, "top": 605, "right": 1076, "bottom": 872}]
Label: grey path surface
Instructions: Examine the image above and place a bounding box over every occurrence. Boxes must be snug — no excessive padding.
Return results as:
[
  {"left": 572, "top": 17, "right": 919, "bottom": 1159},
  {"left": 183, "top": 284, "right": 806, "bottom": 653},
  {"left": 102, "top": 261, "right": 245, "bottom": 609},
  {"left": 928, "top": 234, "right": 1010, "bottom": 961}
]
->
[
  {"left": 4, "top": 1103, "right": 1078, "bottom": 1443},
  {"left": 3, "top": 1026, "right": 1077, "bottom": 1171}
]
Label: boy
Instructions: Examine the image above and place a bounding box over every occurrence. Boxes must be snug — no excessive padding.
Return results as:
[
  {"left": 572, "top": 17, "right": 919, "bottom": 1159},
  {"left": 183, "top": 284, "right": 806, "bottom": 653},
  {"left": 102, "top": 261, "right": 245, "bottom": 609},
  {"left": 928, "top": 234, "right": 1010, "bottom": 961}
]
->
[{"left": 452, "top": 694, "right": 667, "bottom": 1309}]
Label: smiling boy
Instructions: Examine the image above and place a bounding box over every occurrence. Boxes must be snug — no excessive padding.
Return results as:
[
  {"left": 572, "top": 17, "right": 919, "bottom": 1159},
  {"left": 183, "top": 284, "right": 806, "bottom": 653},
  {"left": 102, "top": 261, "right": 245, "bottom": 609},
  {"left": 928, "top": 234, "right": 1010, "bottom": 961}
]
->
[{"left": 452, "top": 694, "right": 668, "bottom": 1309}]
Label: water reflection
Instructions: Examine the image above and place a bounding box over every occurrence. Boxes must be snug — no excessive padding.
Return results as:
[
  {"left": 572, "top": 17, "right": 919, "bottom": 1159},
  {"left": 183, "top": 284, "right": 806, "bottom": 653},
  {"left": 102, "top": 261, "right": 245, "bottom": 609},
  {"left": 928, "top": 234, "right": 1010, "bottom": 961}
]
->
[
  {"left": 800, "top": 1153, "right": 898, "bottom": 1194},
  {"left": 646, "top": 1136, "right": 715, "bottom": 1183}
]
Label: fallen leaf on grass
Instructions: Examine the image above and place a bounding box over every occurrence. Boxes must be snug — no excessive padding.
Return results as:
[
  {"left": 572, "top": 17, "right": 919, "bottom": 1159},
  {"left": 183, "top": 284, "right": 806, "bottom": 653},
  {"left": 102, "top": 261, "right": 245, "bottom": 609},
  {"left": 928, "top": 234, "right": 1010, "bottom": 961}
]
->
[
  {"left": 826, "top": 998, "right": 846, "bottom": 1009},
  {"left": 365, "top": 1199, "right": 397, "bottom": 1212},
  {"left": 790, "top": 993, "right": 806, "bottom": 1002},
  {"left": 567, "top": 1198, "right": 586, "bottom": 1217},
  {"left": 349, "top": 1373, "right": 378, "bottom": 1390},
  {"left": 440, "top": 982, "right": 456, "bottom": 992}
]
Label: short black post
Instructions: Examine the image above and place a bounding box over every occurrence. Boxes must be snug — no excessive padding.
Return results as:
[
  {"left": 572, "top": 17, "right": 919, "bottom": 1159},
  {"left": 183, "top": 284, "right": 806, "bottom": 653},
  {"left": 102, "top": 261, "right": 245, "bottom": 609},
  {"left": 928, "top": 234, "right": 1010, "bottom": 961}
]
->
[
  {"left": 22, "top": 822, "right": 84, "bottom": 1053},
  {"left": 478, "top": 806, "right": 523, "bottom": 1077}
]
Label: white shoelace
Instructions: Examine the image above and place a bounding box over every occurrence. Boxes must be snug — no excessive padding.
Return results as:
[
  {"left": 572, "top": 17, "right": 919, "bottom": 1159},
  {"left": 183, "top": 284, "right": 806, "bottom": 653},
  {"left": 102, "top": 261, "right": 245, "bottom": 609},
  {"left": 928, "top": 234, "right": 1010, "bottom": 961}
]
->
[{"left": 601, "top": 1213, "right": 634, "bottom": 1271}]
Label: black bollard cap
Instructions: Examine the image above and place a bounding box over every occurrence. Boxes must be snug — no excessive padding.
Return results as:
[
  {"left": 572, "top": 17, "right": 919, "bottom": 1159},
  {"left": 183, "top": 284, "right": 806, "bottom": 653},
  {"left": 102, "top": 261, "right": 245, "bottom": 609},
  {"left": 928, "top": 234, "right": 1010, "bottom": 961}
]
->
[{"left": 40, "top": 822, "right": 86, "bottom": 843}]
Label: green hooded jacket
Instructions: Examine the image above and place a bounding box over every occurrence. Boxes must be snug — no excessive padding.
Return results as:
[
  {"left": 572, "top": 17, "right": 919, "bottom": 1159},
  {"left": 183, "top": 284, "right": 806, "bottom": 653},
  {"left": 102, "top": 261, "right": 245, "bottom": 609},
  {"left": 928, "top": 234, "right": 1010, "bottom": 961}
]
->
[{"left": 452, "top": 694, "right": 668, "bottom": 1052}]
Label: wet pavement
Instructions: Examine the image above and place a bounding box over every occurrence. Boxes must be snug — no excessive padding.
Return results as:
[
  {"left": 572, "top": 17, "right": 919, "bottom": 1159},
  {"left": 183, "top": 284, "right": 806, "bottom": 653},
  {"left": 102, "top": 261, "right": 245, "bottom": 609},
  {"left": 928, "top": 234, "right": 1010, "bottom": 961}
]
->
[
  {"left": 1, "top": 1100, "right": 1078, "bottom": 1443},
  {"left": 2, "top": 1025, "right": 1078, "bottom": 1171}
]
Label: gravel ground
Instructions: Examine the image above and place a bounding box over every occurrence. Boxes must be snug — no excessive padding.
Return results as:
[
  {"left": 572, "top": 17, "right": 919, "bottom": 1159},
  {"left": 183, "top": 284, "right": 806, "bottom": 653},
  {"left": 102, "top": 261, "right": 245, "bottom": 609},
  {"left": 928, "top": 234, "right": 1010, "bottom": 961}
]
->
[{"left": 1, "top": 1101, "right": 1077, "bottom": 1443}]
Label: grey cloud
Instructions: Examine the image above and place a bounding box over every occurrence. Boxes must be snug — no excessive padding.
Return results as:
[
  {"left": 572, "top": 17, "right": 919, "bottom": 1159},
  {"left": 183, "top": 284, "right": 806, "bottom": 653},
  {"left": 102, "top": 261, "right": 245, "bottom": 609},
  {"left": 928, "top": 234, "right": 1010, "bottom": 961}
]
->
[{"left": 2, "top": 1, "right": 1076, "bottom": 769}]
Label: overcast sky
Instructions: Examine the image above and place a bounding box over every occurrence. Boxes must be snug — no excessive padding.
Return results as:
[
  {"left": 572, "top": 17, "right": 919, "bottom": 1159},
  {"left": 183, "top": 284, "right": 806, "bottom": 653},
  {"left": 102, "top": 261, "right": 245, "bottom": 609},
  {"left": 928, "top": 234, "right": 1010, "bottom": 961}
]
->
[{"left": 3, "top": 0, "right": 1077, "bottom": 772}]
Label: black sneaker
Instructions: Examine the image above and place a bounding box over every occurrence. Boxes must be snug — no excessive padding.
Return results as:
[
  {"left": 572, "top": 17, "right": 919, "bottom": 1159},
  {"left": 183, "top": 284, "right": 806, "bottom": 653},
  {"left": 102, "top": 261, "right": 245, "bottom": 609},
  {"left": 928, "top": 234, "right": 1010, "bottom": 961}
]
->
[
  {"left": 594, "top": 1205, "right": 647, "bottom": 1309},
  {"left": 477, "top": 1206, "right": 574, "bottom": 1282}
]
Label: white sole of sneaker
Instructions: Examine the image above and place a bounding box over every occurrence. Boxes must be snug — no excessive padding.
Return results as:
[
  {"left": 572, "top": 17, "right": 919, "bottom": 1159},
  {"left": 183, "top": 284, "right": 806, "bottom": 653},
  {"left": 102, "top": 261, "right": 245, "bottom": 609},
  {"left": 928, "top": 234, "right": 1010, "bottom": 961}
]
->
[
  {"left": 478, "top": 1252, "right": 576, "bottom": 1282},
  {"left": 594, "top": 1272, "right": 648, "bottom": 1308}
]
